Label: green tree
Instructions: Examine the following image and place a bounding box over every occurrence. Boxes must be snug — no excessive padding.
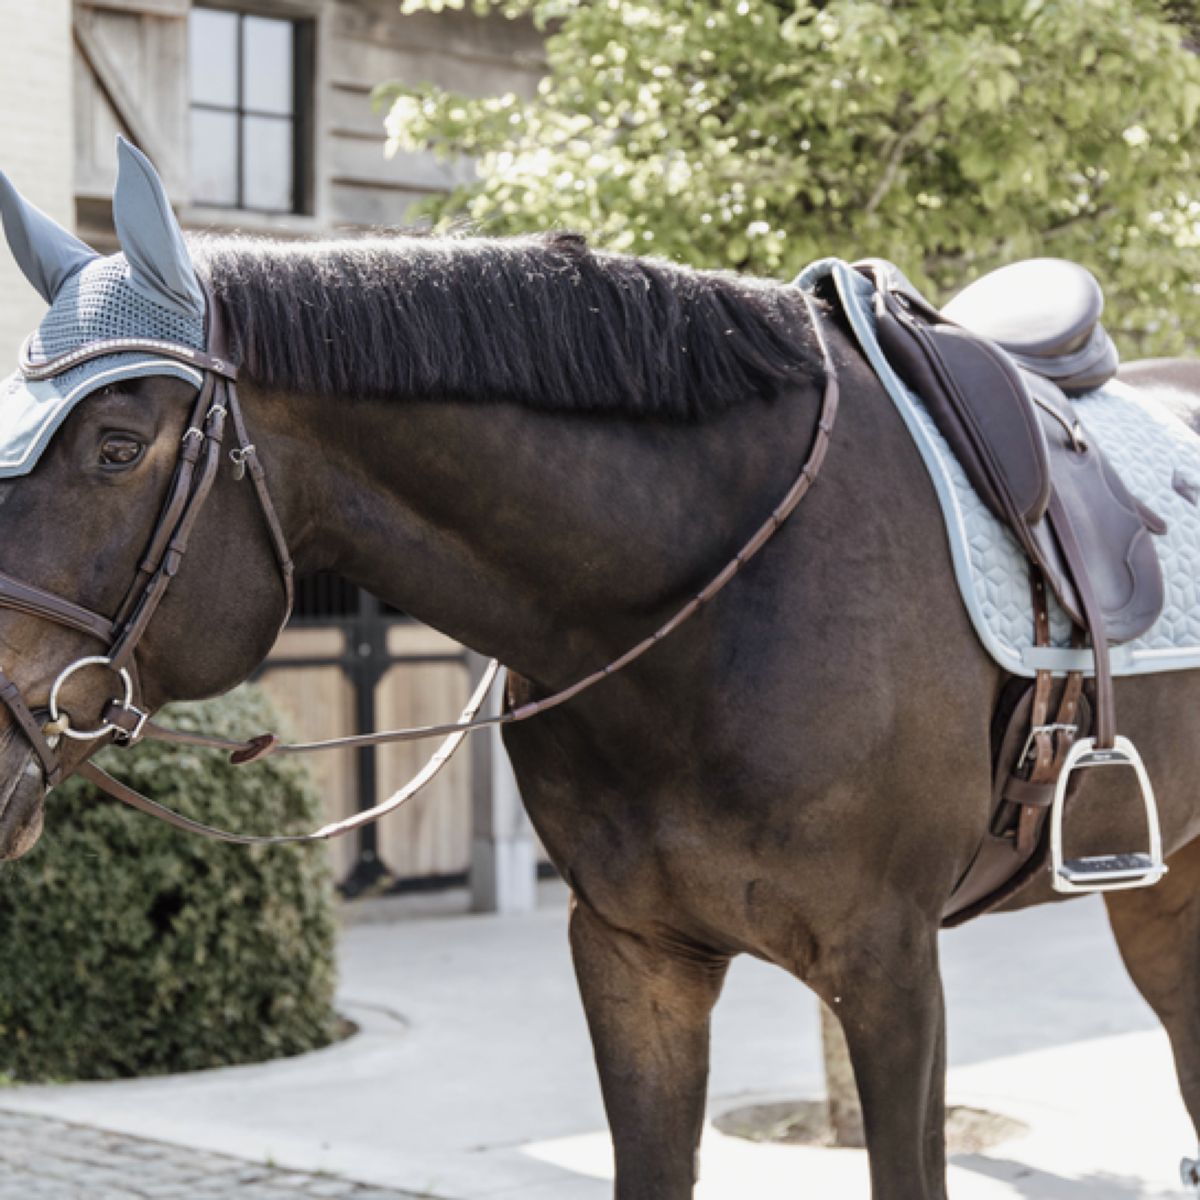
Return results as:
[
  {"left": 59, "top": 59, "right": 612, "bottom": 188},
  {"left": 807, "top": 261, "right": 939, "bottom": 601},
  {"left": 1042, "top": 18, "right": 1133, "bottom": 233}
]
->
[{"left": 380, "top": 0, "right": 1200, "bottom": 357}]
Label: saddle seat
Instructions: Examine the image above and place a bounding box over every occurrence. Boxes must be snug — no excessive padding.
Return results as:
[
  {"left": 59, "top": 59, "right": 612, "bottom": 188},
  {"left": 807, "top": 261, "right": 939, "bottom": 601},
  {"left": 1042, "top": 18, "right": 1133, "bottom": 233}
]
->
[{"left": 942, "top": 258, "right": 1118, "bottom": 395}]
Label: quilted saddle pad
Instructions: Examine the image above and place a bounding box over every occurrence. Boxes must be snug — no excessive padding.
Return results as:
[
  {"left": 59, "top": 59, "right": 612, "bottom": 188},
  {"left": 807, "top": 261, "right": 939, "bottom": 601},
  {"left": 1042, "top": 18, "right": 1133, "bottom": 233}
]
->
[{"left": 797, "top": 257, "right": 1200, "bottom": 679}]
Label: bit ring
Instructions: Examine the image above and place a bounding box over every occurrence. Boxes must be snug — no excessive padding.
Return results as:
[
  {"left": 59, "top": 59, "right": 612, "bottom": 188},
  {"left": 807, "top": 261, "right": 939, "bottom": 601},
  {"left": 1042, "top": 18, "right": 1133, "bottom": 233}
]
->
[{"left": 48, "top": 656, "right": 134, "bottom": 741}]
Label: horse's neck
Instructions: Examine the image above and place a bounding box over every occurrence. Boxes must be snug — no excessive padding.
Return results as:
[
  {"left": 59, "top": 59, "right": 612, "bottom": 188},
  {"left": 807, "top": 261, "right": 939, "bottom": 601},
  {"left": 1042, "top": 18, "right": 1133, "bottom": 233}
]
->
[{"left": 250, "top": 384, "right": 824, "bottom": 686}]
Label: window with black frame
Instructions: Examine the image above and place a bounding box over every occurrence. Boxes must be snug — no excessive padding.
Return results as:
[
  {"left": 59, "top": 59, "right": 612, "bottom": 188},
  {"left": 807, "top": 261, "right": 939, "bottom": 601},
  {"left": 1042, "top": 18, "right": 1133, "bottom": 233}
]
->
[{"left": 187, "top": 6, "right": 311, "bottom": 214}]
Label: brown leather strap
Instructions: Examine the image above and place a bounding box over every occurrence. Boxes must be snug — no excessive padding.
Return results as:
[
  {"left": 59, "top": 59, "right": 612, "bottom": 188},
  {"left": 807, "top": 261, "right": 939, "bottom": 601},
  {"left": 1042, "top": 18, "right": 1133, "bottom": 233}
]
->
[
  {"left": 1046, "top": 490, "right": 1115, "bottom": 748},
  {"left": 1006, "top": 573, "right": 1087, "bottom": 854},
  {"left": 226, "top": 384, "right": 295, "bottom": 623},
  {"left": 111, "top": 377, "right": 217, "bottom": 630},
  {"left": 77, "top": 659, "right": 500, "bottom": 845},
  {"left": 19, "top": 335, "right": 238, "bottom": 382},
  {"left": 0, "top": 572, "right": 115, "bottom": 644},
  {"left": 109, "top": 390, "right": 229, "bottom": 672},
  {"left": 0, "top": 667, "right": 62, "bottom": 786}
]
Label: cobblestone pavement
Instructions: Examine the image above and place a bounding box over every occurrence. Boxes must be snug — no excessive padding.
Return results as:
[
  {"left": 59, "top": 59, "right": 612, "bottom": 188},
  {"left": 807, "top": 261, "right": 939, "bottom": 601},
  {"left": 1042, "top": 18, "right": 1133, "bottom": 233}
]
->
[{"left": 0, "top": 1110, "right": 433, "bottom": 1199}]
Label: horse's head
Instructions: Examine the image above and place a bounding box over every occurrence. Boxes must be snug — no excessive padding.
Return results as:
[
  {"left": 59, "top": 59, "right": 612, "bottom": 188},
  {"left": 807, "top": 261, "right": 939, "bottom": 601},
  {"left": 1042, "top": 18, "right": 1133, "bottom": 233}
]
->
[{"left": 0, "top": 139, "right": 292, "bottom": 859}]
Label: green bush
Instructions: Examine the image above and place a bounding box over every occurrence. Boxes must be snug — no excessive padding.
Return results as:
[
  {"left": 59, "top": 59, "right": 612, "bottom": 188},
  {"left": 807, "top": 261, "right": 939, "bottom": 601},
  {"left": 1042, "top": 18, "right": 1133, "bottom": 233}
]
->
[{"left": 0, "top": 685, "right": 339, "bottom": 1082}]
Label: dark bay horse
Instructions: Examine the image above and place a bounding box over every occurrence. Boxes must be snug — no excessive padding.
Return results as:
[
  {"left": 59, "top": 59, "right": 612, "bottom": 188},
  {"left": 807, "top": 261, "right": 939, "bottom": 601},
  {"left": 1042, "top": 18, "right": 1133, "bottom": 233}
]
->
[{"left": 2, "top": 172, "right": 1200, "bottom": 1199}]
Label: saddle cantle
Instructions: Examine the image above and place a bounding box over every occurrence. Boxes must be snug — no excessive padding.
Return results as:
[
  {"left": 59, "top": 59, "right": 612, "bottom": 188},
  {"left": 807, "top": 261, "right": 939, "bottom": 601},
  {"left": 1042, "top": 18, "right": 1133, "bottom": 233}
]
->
[
  {"left": 941, "top": 257, "right": 1119, "bottom": 395},
  {"left": 856, "top": 257, "right": 1168, "bottom": 910}
]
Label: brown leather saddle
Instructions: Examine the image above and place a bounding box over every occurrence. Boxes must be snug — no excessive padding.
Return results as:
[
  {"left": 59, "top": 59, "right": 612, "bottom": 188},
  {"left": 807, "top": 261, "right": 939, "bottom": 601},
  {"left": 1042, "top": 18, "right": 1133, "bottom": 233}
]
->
[{"left": 857, "top": 258, "right": 1169, "bottom": 916}]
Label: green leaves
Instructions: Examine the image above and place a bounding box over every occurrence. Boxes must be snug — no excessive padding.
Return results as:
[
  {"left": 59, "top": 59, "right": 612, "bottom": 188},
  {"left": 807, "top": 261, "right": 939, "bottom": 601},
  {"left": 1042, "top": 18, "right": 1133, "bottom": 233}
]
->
[
  {"left": 0, "top": 686, "right": 338, "bottom": 1082},
  {"left": 381, "top": 0, "right": 1200, "bottom": 358}
]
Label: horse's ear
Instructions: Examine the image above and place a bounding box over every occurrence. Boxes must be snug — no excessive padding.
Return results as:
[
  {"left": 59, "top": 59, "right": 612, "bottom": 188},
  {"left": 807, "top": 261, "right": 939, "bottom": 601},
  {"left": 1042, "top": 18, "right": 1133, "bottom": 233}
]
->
[
  {"left": 0, "top": 172, "right": 99, "bottom": 304},
  {"left": 112, "top": 136, "right": 204, "bottom": 320}
]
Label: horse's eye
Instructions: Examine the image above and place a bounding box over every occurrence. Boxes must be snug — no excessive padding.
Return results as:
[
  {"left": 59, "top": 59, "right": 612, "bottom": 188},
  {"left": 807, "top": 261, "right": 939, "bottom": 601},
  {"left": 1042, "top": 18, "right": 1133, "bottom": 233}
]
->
[{"left": 99, "top": 435, "right": 145, "bottom": 469}]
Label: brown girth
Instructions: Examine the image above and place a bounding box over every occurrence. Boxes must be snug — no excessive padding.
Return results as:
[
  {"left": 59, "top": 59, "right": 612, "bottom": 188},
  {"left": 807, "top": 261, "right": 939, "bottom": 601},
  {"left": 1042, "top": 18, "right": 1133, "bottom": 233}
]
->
[{"left": 0, "top": 291, "right": 841, "bottom": 845}]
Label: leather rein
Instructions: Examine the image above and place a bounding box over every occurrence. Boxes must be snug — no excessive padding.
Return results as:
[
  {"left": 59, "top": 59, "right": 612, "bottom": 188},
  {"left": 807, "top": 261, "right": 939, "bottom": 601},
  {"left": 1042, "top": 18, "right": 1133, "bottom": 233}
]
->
[{"left": 0, "top": 290, "right": 839, "bottom": 846}]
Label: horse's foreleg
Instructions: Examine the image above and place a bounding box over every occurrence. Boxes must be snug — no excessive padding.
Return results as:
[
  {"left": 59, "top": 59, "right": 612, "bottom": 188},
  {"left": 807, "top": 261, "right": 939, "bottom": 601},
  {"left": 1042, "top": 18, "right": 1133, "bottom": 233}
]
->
[
  {"left": 569, "top": 899, "right": 729, "bottom": 1200},
  {"left": 816, "top": 917, "right": 947, "bottom": 1200},
  {"left": 1105, "top": 835, "right": 1200, "bottom": 1184}
]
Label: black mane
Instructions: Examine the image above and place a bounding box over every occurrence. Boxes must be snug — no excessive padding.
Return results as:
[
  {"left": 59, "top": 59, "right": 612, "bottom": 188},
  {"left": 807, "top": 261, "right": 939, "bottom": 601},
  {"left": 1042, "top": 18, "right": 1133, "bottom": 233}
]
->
[{"left": 195, "top": 232, "right": 821, "bottom": 421}]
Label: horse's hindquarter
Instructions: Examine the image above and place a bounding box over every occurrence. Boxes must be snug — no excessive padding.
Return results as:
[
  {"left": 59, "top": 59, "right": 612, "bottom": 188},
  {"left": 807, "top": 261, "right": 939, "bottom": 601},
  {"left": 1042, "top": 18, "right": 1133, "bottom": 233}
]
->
[{"left": 505, "top": 321, "right": 1001, "bottom": 972}]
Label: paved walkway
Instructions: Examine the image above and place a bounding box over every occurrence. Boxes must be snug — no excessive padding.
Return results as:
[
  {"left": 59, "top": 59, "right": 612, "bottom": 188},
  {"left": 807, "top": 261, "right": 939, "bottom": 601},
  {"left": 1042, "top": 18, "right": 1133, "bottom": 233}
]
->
[
  {"left": 0, "top": 883, "right": 1194, "bottom": 1198},
  {"left": 0, "top": 1110, "right": 426, "bottom": 1200}
]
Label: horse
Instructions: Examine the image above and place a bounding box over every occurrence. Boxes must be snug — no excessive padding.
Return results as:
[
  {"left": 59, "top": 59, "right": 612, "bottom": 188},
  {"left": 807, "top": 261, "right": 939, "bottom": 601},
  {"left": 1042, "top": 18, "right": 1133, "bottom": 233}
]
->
[{"left": 2, "top": 143, "right": 1200, "bottom": 1200}]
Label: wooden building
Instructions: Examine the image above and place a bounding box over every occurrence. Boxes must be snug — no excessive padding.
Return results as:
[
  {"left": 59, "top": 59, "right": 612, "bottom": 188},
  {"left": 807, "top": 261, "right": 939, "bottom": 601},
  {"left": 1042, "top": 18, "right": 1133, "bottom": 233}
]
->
[{"left": 0, "top": 0, "right": 544, "bottom": 904}]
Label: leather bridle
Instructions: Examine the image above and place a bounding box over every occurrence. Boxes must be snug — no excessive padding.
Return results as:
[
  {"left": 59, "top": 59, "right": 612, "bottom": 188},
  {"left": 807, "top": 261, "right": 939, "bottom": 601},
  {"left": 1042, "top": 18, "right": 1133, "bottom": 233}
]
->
[
  {"left": 0, "top": 289, "right": 840, "bottom": 846},
  {"left": 0, "top": 291, "right": 293, "bottom": 796}
]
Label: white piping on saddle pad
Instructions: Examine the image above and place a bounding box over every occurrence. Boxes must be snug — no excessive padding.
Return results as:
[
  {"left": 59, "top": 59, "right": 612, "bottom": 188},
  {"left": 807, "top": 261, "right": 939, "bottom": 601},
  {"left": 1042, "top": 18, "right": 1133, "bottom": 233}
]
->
[{"left": 795, "top": 257, "right": 1200, "bottom": 679}]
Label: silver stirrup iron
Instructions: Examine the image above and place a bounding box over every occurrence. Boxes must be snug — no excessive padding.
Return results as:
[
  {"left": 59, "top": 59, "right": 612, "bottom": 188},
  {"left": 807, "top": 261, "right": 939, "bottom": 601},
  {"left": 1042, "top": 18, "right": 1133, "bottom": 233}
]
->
[{"left": 1050, "top": 735, "right": 1167, "bottom": 894}]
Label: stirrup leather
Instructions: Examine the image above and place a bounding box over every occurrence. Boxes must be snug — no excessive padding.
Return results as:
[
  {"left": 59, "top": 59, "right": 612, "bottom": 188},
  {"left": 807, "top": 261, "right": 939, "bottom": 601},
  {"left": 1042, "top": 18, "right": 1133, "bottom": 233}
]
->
[{"left": 1049, "top": 736, "right": 1167, "bottom": 893}]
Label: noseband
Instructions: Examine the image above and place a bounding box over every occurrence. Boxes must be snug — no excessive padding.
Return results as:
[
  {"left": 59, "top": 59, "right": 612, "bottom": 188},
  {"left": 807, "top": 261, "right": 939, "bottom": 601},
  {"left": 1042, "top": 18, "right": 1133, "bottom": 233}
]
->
[{"left": 0, "top": 290, "right": 840, "bottom": 846}]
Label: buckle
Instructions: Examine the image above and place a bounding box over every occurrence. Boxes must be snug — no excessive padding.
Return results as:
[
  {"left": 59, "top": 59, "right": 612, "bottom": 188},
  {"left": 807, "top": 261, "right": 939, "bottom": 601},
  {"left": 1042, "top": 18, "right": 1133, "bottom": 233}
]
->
[
  {"left": 1049, "top": 736, "right": 1168, "bottom": 894},
  {"left": 109, "top": 702, "right": 150, "bottom": 745},
  {"left": 229, "top": 444, "right": 256, "bottom": 481},
  {"left": 1018, "top": 721, "right": 1078, "bottom": 768}
]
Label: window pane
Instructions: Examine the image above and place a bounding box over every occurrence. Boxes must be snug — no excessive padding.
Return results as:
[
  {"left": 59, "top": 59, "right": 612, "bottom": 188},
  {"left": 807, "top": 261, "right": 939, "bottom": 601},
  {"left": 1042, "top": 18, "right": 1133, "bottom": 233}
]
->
[
  {"left": 242, "top": 16, "right": 294, "bottom": 116},
  {"left": 189, "top": 7, "right": 238, "bottom": 108},
  {"left": 191, "top": 109, "right": 238, "bottom": 206},
  {"left": 243, "top": 115, "right": 294, "bottom": 211}
]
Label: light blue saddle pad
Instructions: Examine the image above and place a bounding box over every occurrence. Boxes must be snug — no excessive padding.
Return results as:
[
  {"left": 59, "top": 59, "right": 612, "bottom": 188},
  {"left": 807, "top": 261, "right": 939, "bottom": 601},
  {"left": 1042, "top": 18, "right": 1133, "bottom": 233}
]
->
[{"left": 797, "top": 257, "right": 1200, "bottom": 679}]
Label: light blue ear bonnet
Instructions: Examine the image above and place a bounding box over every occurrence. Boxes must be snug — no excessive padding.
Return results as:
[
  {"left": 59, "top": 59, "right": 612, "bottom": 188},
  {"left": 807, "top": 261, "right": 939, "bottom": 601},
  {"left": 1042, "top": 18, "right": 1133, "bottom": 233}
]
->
[{"left": 0, "top": 137, "right": 207, "bottom": 479}]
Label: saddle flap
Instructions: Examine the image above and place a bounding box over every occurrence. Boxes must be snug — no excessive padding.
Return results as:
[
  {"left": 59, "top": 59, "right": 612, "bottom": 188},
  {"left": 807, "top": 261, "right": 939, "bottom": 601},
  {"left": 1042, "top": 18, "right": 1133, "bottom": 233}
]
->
[
  {"left": 868, "top": 266, "right": 1164, "bottom": 645},
  {"left": 873, "top": 289, "right": 1052, "bottom": 527},
  {"left": 1029, "top": 379, "right": 1165, "bottom": 642}
]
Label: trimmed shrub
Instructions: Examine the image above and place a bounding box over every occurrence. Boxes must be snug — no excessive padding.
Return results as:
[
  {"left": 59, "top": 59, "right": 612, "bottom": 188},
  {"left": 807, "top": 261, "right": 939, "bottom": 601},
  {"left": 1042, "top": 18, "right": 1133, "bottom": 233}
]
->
[{"left": 0, "top": 685, "right": 338, "bottom": 1082}]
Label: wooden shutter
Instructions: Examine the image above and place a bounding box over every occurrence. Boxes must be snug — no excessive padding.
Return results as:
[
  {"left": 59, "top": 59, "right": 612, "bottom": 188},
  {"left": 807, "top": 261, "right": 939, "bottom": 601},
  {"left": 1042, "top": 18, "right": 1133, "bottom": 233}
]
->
[{"left": 73, "top": 0, "right": 189, "bottom": 204}]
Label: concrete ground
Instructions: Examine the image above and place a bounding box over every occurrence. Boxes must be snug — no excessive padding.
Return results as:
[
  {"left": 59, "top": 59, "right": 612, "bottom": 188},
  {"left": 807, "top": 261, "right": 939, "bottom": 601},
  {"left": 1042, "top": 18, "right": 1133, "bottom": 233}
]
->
[{"left": 0, "top": 882, "right": 1194, "bottom": 1199}]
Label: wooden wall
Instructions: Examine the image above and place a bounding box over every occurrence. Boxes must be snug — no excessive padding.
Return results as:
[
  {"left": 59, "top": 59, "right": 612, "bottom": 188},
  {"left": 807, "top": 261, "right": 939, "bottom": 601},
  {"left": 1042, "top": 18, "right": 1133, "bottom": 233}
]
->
[
  {"left": 73, "top": 0, "right": 543, "bottom": 240},
  {"left": 257, "top": 625, "right": 477, "bottom": 885},
  {"left": 326, "top": 0, "right": 542, "bottom": 227}
]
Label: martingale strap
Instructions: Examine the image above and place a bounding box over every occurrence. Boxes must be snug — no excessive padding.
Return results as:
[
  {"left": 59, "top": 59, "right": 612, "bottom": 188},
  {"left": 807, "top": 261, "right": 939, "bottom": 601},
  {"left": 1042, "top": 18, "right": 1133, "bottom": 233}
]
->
[
  {"left": 79, "top": 660, "right": 501, "bottom": 845},
  {"left": 1, "top": 290, "right": 840, "bottom": 846}
]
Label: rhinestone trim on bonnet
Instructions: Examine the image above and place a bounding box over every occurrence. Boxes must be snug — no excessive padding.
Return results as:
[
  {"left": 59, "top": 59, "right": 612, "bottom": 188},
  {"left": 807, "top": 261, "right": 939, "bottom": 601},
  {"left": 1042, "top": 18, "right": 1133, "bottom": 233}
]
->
[{"left": 24, "top": 256, "right": 205, "bottom": 368}]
